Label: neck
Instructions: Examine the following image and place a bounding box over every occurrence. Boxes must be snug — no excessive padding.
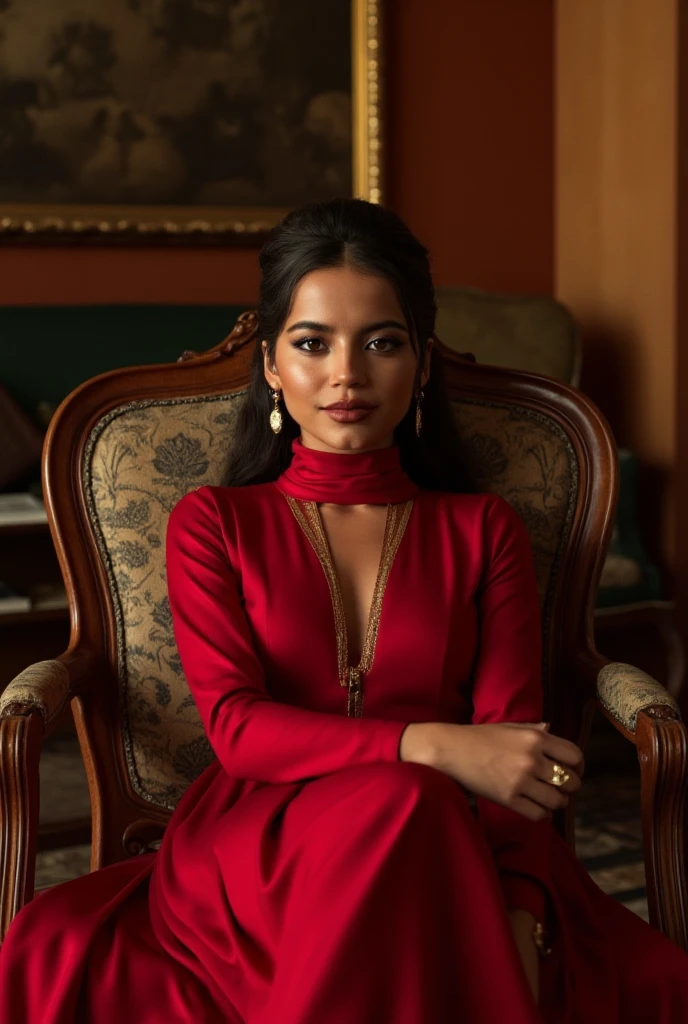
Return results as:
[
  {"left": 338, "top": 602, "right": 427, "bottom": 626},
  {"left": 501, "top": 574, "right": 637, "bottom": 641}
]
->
[
  {"left": 274, "top": 435, "right": 419, "bottom": 505},
  {"left": 298, "top": 433, "right": 395, "bottom": 456}
]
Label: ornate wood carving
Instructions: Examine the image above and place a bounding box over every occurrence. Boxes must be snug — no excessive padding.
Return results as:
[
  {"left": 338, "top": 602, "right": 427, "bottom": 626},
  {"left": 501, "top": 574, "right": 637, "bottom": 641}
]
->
[
  {"left": 643, "top": 705, "right": 681, "bottom": 722},
  {"left": 122, "top": 819, "right": 168, "bottom": 858},
  {"left": 582, "top": 646, "right": 688, "bottom": 950},
  {"left": 0, "top": 713, "right": 42, "bottom": 943},
  {"left": 636, "top": 712, "right": 688, "bottom": 950},
  {"left": 178, "top": 311, "right": 259, "bottom": 362}
]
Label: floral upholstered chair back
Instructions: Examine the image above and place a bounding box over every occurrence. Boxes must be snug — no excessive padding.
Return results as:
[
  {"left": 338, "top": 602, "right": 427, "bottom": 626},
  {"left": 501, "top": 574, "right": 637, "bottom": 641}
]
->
[
  {"left": 84, "top": 366, "right": 577, "bottom": 815},
  {"left": 454, "top": 398, "right": 575, "bottom": 612},
  {"left": 86, "top": 392, "right": 246, "bottom": 811}
]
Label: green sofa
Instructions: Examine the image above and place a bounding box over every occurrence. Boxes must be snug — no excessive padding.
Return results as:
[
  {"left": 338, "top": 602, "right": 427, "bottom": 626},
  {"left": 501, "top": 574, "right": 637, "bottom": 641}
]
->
[{"left": 0, "top": 304, "right": 248, "bottom": 420}]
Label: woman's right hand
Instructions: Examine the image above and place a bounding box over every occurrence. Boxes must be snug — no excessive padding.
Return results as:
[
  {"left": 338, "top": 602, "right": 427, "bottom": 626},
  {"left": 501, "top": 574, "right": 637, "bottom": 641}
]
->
[{"left": 401, "top": 721, "right": 583, "bottom": 821}]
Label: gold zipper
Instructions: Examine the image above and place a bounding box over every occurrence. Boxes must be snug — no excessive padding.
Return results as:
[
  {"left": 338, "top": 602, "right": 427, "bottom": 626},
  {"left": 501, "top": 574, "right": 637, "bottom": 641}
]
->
[{"left": 283, "top": 496, "right": 414, "bottom": 717}]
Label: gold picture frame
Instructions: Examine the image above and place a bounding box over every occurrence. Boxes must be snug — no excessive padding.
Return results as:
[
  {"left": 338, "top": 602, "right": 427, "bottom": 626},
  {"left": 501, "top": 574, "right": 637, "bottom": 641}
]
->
[{"left": 0, "top": 0, "right": 383, "bottom": 245}]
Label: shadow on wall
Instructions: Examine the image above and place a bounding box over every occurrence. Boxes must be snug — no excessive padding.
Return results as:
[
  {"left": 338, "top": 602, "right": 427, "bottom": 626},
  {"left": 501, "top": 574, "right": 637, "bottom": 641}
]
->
[{"left": 579, "top": 320, "right": 670, "bottom": 577}]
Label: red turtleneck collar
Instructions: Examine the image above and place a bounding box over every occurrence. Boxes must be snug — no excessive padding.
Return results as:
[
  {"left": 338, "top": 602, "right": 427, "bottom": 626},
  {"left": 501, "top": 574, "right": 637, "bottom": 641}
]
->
[{"left": 274, "top": 436, "right": 419, "bottom": 505}]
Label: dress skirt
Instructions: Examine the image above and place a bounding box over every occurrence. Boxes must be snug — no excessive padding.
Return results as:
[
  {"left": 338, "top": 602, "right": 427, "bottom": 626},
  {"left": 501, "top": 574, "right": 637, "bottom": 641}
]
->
[
  {"left": 1, "top": 757, "right": 687, "bottom": 1024},
  {"left": 2, "top": 485, "right": 688, "bottom": 1020}
]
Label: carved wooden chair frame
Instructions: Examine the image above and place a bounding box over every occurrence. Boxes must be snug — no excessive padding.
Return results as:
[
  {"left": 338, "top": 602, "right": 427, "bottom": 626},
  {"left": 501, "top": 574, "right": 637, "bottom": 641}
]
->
[{"left": 1, "top": 311, "right": 686, "bottom": 951}]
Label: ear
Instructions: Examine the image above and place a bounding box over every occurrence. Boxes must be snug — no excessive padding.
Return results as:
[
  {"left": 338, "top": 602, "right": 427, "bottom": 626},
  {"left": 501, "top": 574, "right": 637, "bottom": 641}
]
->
[{"left": 262, "top": 340, "right": 280, "bottom": 389}]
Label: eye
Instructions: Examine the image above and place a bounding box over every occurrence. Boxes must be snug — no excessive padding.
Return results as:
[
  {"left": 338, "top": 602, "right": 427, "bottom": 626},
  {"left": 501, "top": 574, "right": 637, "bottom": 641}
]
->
[
  {"left": 291, "top": 337, "right": 325, "bottom": 352},
  {"left": 290, "top": 336, "right": 404, "bottom": 354},
  {"left": 367, "top": 336, "right": 403, "bottom": 352}
]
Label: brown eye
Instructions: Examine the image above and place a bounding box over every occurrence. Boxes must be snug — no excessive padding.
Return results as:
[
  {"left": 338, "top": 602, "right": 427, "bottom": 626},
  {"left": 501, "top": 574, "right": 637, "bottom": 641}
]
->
[
  {"left": 368, "top": 337, "right": 403, "bottom": 352},
  {"left": 292, "top": 337, "right": 325, "bottom": 352}
]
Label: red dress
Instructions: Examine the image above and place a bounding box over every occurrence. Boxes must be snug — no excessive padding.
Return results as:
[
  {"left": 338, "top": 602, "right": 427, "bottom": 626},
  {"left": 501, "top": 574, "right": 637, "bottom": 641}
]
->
[{"left": 1, "top": 436, "right": 687, "bottom": 1023}]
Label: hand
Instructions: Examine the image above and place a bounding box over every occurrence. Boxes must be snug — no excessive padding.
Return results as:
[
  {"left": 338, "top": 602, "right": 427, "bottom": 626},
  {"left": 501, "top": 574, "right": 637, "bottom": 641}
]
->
[
  {"left": 508, "top": 909, "right": 540, "bottom": 1002},
  {"left": 427, "top": 721, "right": 584, "bottom": 821}
]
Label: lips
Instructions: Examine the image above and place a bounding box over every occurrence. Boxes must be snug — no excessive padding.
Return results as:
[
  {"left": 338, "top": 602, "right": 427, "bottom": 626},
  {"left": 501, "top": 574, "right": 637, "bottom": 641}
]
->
[{"left": 323, "top": 401, "right": 375, "bottom": 411}]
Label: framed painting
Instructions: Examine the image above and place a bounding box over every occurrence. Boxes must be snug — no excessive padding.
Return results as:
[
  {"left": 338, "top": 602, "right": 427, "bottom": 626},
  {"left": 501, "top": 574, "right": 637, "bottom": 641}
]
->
[{"left": 0, "top": 0, "right": 383, "bottom": 244}]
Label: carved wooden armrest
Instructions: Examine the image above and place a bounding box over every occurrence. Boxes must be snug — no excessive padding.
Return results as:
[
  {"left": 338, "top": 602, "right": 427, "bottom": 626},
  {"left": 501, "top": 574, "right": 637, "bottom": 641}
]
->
[
  {"left": 0, "top": 649, "right": 97, "bottom": 732},
  {"left": 0, "top": 661, "right": 71, "bottom": 728},
  {"left": 596, "top": 661, "right": 681, "bottom": 735},
  {"left": 0, "top": 649, "right": 98, "bottom": 940},
  {"left": 575, "top": 650, "right": 688, "bottom": 949}
]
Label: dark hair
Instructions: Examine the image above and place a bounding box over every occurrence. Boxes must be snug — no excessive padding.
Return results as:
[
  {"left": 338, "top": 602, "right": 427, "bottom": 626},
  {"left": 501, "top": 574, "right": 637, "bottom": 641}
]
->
[{"left": 221, "top": 197, "right": 473, "bottom": 493}]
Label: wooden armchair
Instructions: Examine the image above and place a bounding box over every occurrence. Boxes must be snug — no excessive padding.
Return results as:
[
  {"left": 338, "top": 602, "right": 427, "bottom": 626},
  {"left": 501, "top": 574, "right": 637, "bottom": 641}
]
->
[{"left": 1, "top": 311, "right": 686, "bottom": 950}]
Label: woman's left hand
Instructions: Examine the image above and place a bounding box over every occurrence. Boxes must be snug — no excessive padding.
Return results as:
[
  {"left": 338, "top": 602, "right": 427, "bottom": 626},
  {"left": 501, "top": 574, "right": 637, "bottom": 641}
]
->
[{"left": 508, "top": 909, "right": 540, "bottom": 1003}]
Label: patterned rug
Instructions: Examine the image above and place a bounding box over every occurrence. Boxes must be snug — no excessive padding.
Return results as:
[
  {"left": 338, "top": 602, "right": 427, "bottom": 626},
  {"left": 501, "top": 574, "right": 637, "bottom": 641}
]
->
[
  {"left": 35, "top": 729, "right": 649, "bottom": 922},
  {"left": 573, "top": 770, "right": 648, "bottom": 922}
]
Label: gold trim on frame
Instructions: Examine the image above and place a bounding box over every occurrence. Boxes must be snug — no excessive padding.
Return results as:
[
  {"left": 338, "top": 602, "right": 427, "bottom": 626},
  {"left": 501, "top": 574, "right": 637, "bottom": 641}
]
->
[
  {"left": 352, "top": 0, "right": 383, "bottom": 206},
  {"left": 0, "top": 1, "right": 383, "bottom": 244}
]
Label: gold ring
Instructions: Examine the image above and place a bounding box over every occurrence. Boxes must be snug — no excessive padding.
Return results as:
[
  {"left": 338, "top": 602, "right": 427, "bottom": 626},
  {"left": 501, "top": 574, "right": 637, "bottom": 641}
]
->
[{"left": 550, "top": 763, "right": 570, "bottom": 787}]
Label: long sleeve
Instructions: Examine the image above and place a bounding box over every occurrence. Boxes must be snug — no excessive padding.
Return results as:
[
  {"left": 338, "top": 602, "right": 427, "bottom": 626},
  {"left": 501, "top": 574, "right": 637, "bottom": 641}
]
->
[
  {"left": 165, "top": 486, "right": 408, "bottom": 784},
  {"left": 471, "top": 495, "right": 552, "bottom": 922}
]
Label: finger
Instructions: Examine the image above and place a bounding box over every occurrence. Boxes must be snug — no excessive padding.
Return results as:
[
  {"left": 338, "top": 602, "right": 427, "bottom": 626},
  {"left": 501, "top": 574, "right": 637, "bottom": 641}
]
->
[
  {"left": 537, "top": 758, "right": 581, "bottom": 794},
  {"left": 542, "top": 733, "right": 585, "bottom": 768},
  {"left": 504, "top": 724, "right": 584, "bottom": 774},
  {"left": 542, "top": 732, "right": 585, "bottom": 776},
  {"left": 510, "top": 795, "right": 552, "bottom": 823},
  {"left": 522, "top": 776, "right": 570, "bottom": 812}
]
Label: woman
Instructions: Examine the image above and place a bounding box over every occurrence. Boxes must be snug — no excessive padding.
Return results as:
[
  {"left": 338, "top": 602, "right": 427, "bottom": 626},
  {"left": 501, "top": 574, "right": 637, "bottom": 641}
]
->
[{"left": 1, "top": 198, "right": 687, "bottom": 1023}]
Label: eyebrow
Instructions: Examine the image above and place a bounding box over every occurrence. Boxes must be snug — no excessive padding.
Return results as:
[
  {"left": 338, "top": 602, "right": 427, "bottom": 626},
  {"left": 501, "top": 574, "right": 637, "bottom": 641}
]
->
[{"left": 286, "top": 319, "right": 409, "bottom": 334}]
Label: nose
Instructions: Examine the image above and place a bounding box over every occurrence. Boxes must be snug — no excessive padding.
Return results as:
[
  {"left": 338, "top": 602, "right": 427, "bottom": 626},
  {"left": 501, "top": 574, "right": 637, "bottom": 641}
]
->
[{"left": 329, "top": 342, "right": 367, "bottom": 386}]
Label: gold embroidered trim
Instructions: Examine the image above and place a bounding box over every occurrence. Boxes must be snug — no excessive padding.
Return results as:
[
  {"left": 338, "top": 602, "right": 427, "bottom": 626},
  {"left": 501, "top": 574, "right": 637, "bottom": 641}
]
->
[
  {"left": 286, "top": 497, "right": 349, "bottom": 689},
  {"left": 283, "top": 495, "right": 413, "bottom": 717}
]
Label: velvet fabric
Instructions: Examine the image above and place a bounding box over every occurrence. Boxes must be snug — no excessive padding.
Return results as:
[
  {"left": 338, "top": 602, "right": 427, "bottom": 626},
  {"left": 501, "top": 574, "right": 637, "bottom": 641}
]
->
[{"left": 0, "top": 439, "right": 687, "bottom": 1022}]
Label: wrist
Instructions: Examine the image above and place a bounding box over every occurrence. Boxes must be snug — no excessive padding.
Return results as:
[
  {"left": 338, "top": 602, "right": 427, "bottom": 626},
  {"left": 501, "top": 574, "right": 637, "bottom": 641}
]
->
[{"left": 399, "top": 722, "right": 461, "bottom": 771}]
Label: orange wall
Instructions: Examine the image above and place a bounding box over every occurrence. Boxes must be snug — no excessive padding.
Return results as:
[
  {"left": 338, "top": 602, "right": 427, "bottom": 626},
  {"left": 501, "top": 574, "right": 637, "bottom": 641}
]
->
[
  {"left": 0, "top": 1, "right": 554, "bottom": 307},
  {"left": 386, "top": 1, "right": 554, "bottom": 295},
  {"left": 555, "top": 0, "right": 678, "bottom": 571}
]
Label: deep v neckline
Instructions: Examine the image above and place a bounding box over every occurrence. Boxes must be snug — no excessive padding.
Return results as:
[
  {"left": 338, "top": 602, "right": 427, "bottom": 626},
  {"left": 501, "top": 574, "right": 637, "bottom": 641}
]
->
[{"left": 282, "top": 494, "right": 414, "bottom": 717}]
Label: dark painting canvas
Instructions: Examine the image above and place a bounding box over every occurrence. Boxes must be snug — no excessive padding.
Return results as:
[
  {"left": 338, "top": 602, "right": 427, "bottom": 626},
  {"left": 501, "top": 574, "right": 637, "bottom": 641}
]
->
[{"left": 0, "top": 0, "right": 375, "bottom": 239}]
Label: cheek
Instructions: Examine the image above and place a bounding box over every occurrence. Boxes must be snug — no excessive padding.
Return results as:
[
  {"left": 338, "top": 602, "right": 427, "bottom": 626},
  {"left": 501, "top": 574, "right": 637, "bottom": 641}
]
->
[
  {"left": 387, "top": 359, "right": 418, "bottom": 398},
  {"left": 282, "top": 362, "right": 319, "bottom": 393}
]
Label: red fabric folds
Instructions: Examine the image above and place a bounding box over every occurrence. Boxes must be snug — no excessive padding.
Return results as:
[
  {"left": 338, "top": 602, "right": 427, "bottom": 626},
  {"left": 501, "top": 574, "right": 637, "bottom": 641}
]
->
[
  {"left": 1, "top": 439, "right": 687, "bottom": 1022},
  {"left": 275, "top": 435, "right": 419, "bottom": 504}
]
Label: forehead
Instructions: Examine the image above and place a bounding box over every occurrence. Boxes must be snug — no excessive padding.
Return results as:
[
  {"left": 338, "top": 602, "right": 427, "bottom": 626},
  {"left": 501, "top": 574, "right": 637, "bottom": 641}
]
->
[{"left": 285, "top": 266, "right": 406, "bottom": 326}]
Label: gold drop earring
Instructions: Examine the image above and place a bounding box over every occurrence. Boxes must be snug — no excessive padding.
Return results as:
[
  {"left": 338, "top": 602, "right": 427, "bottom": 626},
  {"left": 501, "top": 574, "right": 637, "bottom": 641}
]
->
[
  {"left": 269, "top": 388, "right": 283, "bottom": 434},
  {"left": 415, "top": 389, "right": 424, "bottom": 437}
]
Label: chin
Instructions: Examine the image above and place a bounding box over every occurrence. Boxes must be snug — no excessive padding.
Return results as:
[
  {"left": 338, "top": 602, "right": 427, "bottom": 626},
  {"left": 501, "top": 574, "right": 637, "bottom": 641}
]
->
[{"left": 316, "top": 424, "right": 397, "bottom": 453}]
